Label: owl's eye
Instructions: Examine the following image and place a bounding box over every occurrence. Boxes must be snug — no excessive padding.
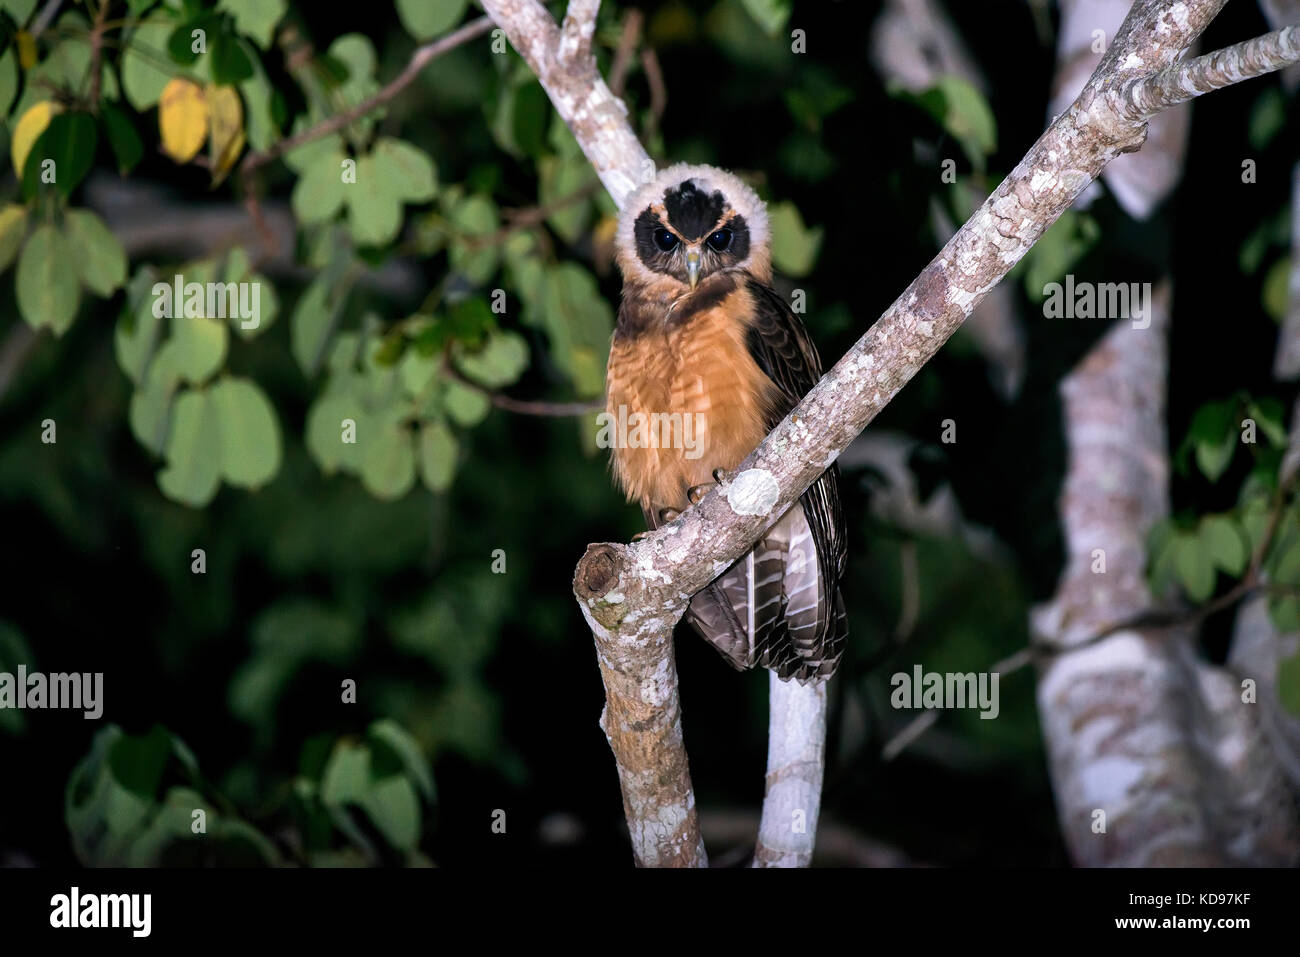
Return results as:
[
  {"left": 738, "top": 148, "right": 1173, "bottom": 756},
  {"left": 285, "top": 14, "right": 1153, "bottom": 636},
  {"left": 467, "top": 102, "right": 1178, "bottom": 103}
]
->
[
  {"left": 707, "top": 228, "right": 733, "bottom": 251},
  {"left": 653, "top": 227, "right": 679, "bottom": 252}
]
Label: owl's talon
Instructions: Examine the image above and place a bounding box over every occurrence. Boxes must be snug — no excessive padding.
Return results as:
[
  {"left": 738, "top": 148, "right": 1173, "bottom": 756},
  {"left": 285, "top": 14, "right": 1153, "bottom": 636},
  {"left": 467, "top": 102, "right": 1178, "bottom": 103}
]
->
[
  {"left": 658, "top": 507, "right": 682, "bottom": 524},
  {"left": 632, "top": 530, "right": 651, "bottom": 541},
  {"left": 712, "top": 468, "right": 728, "bottom": 485},
  {"left": 687, "top": 482, "right": 715, "bottom": 505}
]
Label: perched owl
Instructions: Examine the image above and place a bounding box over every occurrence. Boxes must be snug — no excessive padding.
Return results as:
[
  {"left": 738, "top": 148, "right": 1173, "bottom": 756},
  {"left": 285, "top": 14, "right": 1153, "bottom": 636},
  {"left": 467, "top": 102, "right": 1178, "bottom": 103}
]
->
[{"left": 606, "top": 163, "right": 847, "bottom": 683}]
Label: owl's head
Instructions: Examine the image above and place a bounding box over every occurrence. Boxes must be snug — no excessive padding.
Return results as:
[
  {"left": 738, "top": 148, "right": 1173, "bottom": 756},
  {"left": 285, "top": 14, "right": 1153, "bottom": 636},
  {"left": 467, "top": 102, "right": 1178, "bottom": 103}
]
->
[{"left": 615, "top": 163, "right": 771, "bottom": 292}]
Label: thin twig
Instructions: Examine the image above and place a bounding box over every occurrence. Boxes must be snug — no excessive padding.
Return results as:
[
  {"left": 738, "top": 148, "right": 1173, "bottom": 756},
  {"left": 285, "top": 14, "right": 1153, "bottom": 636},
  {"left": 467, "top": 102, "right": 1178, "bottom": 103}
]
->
[
  {"left": 87, "top": 0, "right": 111, "bottom": 113},
  {"left": 608, "top": 9, "right": 642, "bottom": 98},
  {"left": 30, "top": 0, "right": 62, "bottom": 36},
  {"left": 239, "top": 16, "right": 493, "bottom": 178},
  {"left": 442, "top": 352, "right": 603, "bottom": 417}
]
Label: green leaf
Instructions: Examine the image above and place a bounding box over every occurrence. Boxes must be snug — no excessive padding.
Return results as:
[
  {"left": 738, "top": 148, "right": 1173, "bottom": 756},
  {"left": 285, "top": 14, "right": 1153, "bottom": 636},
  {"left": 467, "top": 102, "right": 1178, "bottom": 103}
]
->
[
  {"left": 157, "top": 387, "right": 222, "bottom": 506},
  {"left": 417, "top": 418, "right": 457, "bottom": 492},
  {"left": 367, "top": 720, "right": 436, "bottom": 802},
  {"left": 0, "top": 203, "right": 27, "bottom": 271},
  {"left": 1174, "top": 533, "right": 1215, "bottom": 602},
  {"left": 1262, "top": 257, "right": 1290, "bottom": 323},
  {"left": 306, "top": 394, "right": 363, "bottom": 474},
  {"left": 101, "top": 102, "right": 144, "bottom": 174},
  {"left": 739, "top": 0, "right": 791, "bottom": 35},
  {"left": 1269, "top": 596, "right": 1300, "bottom": 633},
  {"left": 291, "top": 273, "right": 345, "bottom": 376},
  {"left": 238, "top": 56, "right": 280, "bottom": 150},
  {"left": 209, "top": 29, "right": 254, "bottom": 84},
  {"left": 129, "top": 378, "right": 173, "bottom": 456},
  {"left": 537, "top": 264, "right": 611, "bottom": 396},
  {"left": 395, "top": 0, "right": 467, "bottom": 40},
  {"left": 1189, "top": 399, "right": 1237, "bottom": 482},
  {"left": 447, "top": 193, "right": 499, "bottom": 284},
  {"left": 17, "top": 224, "right": 79, "bottom": 333},
  {"left": 442, "top": 379, "right": 490, "bottom": 426},
  {"left": 356, "top": 408, "right": 416, "bottom": 501},
  {"left": 291, "top": 148, "right": 348, "bottom": 225},
  {"left": 122, "top": 18, "right": 176, "bottom": 111},
  {"left": 359, "top": 412, "right": 417, "bottom": 500},
  {"left": 371, "top": 137, "right": 437, "bottom": 202},
  {"left": 211, "top": 376, "right": 281, "bottom": 489},
  {"left": 108, "top": 726, "right": 173, "bottom": 798},
  {"left": 1199, "top": 515, "right": 1248, "bottom": 576},
  {"left": 0, "top": 49, "right": 17, "bottom": 118},
  {"left": 1249, "top": 87, "right": 1287, "bottom": 152},
  {"left": 26, "top": 111, "right": 97, "bottom": 198},
  {"left": 935, "top": 75, "right": 997, "bottom": 165},
  {"left": 1247, "top": 397, "right": 1288, "bottom": 447},
  {"left": 170, "top": 312, "right": 229, "bottom": 385},
  {"left": 65, "top": 209, "right": 127, "bottom": 297},
  {"left": 321, "top": 741, "right": 370, "bottom": 806},
  {"left": 453, "top": 330, "right": 529, "bottom": 389},
  {"left": 347, "top": 154, "right": 403, "bottom": 246},
  {"left": 167, "top": 13, "right": 215, "bottom": 66},
  {"left": 360, "top": 775, "right": 420, "bottom": 851},
  {"left": 115, "top": 269, "right": 165, "bottom": 384},
  {"left": 768, "top": 200, "right": 823, "bottom": 277},
  {"left": 219, "top": 0, "right": 286, "bottom": 48},
  {"left": 1279, "top": 651, "right": 1300, "bottom": 717},
  {"left": 1022, "top": 210, "right": 1100, "bottom": 300},
  {"left": 538, "top": 155, "right": 592, "bottom": 244}
]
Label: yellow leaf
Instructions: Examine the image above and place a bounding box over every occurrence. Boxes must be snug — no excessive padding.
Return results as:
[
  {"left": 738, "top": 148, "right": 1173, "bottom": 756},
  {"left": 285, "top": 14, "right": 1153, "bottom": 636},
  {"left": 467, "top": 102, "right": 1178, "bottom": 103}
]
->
[
  {"left": 206, "top": 85, "right": 246, "bottom": 183},
  {"left": 11, "top": 101, "right": 63, "bottom": 177},
  {"left": 159, "top": 78, "right": 209, "bottom": 163},
  {"left": 15, "top": 31, "right": 36, "bottom": 71}
]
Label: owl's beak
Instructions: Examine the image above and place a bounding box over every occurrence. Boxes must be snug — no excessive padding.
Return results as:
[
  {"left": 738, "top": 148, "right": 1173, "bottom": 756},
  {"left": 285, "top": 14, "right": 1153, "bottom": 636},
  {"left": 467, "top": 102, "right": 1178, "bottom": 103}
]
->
[{"left": 686, "top": 247, "right": 702, "bottom": 290}]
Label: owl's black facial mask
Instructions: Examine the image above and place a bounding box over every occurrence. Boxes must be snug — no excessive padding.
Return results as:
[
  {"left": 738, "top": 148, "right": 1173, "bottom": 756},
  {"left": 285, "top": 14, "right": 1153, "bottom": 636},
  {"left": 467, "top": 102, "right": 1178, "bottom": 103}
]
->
[{"left": 633, "top": 180, "right": 751, "bottom": 282}]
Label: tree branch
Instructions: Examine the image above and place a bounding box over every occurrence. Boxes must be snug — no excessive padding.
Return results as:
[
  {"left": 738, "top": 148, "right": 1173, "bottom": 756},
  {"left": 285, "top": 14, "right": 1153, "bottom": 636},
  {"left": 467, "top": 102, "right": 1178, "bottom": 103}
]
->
[
  {"left": 752, "top": 675, "right": 826, "bottom": 867},
  {"left": 481, "top": 0, "right": 653, "bottom": 208},
  {"left": 239, "top": 16, "right": 494, "bottom": 179},
  {"left": 1118, "top": 24, "right": 1300, "bottom": 120}
]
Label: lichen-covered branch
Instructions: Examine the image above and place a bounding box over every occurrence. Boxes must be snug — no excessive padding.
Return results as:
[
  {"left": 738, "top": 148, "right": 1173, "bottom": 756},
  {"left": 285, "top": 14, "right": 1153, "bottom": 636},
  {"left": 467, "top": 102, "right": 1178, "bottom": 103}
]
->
[
  {"left": 1117, "top": 24, "right": 1300, "bottom": 120},
  {"left": 575, "top": 546, "right": 706, "bottom": 867},
  {"left": 480, "top": 0, "right": 652, "bottom": 208},
  {"left": 752, "top": 674, "right": 827, "bottom": 867}
]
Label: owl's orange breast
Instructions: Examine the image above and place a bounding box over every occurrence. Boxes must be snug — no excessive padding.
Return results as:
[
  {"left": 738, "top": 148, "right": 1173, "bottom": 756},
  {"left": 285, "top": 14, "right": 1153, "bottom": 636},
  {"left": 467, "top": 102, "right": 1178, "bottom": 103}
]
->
[{"left": 605, "top": 285, "right": 778, "bottom": 512}]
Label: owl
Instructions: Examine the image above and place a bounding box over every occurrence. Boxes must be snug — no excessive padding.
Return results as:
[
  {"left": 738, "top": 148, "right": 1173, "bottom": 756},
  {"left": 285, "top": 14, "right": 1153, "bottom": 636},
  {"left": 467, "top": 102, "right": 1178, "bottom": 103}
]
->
[{"left": 605, "top": 163, "right": 847, "bottom": 683}]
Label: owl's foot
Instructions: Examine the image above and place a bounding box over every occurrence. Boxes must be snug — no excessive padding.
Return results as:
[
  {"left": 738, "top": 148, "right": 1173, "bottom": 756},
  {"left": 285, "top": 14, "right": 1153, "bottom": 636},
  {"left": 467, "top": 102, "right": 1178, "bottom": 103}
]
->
[{"left": 687, "top": 469, "right": 730, "bottom": 504}]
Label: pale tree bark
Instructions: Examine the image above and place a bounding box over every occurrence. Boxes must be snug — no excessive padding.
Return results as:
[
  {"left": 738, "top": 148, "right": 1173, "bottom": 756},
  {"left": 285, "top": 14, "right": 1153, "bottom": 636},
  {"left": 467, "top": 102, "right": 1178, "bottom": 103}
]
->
[
  {"left": 1031, "top": 288, "right": 1300, "bottom": 865},
  {"left": 485, "top": 0, "right": 1300, "bottom": 866}
]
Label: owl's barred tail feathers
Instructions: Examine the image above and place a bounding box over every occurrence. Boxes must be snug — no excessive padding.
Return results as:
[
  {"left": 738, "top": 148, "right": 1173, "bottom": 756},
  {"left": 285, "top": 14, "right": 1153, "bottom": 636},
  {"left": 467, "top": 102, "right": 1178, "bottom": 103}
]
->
[{"left": 684, "top": 501, "right": 847, "bottom": 683}]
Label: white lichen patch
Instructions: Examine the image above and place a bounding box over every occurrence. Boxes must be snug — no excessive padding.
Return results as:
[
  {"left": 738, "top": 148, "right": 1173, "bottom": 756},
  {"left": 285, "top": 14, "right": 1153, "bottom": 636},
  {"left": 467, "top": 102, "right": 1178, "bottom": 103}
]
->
[{"left": 725, "top": 468, "right": 781, "bottom": 516}]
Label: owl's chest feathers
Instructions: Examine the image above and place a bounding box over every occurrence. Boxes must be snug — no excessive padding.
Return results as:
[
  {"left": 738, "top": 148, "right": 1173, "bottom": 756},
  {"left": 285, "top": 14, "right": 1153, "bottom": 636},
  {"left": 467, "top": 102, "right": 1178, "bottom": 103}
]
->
[{"left": 607, "top": 278, "right": 777, "bottom": 510}]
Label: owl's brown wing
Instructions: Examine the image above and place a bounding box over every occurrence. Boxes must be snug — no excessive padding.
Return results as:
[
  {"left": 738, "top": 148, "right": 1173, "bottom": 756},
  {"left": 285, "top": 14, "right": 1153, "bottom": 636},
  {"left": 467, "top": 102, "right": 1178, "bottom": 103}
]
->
[{"left": 740, "top": 277, "right": 849, "bottom": 679}]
